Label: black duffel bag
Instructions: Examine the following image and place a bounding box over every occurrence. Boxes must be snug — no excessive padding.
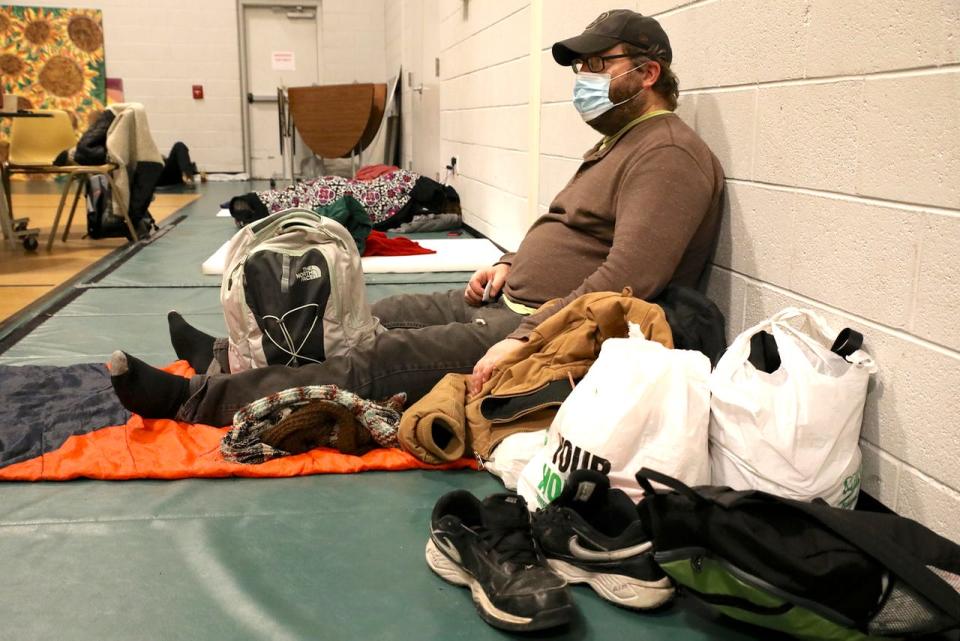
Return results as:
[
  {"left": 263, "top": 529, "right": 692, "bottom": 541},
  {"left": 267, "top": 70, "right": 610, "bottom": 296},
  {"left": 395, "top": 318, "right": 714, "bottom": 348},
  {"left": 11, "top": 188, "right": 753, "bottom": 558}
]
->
[{"left": 636, "top": 468, "right": 960, "bottom": 640}]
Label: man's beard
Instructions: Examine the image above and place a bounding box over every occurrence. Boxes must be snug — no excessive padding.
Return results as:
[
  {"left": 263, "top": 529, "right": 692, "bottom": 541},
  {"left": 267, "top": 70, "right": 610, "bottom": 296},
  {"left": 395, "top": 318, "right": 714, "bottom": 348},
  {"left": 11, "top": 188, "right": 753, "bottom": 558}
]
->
[{"left": 586, "top": 86, "right": 648, "bottom": 136}]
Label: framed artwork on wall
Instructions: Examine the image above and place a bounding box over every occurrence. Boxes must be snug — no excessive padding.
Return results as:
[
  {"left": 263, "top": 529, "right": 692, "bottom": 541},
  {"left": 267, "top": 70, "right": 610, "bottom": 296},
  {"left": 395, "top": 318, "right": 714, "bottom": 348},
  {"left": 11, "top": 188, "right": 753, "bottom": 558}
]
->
[{"left": 0, "top": 5, "right": 107, "bottom": 139}]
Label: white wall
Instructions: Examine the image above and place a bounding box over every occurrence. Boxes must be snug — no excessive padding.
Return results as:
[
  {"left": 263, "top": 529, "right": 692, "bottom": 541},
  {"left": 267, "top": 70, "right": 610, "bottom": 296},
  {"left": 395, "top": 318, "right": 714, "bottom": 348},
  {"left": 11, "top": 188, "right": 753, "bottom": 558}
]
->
[
  {"left": 31, "top": 0, "right": 244, "bottom": 172},
  {"left": 315, "top": 0, "right": 388, "bottom": 172},
  {"left": 318, "top": 0, "right": 386, "bottom": 85},
  {"left": 437, "top": 0, "right": 534, "bottom": 248},
  {"left": 30, "top": 0, "right": 386, "bottom": 172},
  {"left": 657, "top": 0, "right": 960, "bottom": 542},
  {"left": 391, "top": 0, "right": 960, "bottom": 541},
  {"left": 382, "top": 0, "right": 404, "bottom": 170}
]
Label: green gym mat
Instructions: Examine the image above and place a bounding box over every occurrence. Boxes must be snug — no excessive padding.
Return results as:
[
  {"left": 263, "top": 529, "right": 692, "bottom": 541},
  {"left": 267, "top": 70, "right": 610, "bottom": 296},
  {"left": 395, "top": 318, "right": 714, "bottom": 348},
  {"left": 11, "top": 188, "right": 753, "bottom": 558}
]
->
[
  {"left": 0, "top": 472, "right": 763, "bottom": 641},
  {"left": 0, "top": 182, "right": 765, "bottom": 640},
  {"left": 0, "top": 281, "right": 466, "bottom": 366}
]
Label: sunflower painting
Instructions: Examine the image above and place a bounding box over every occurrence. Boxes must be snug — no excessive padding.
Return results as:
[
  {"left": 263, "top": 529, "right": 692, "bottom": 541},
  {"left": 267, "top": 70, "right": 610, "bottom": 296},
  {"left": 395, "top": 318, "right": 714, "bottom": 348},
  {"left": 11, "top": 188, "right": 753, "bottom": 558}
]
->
[{"left": 0, "top": 5, "right": 106, "bottom": 139}]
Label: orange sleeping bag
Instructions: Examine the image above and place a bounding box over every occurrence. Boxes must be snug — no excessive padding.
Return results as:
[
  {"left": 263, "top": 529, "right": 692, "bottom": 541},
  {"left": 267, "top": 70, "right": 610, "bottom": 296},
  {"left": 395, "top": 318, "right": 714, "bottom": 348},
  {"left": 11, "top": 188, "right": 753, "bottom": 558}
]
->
[{"left": 0, "top": 361, "right": 476, "bottom": 481}]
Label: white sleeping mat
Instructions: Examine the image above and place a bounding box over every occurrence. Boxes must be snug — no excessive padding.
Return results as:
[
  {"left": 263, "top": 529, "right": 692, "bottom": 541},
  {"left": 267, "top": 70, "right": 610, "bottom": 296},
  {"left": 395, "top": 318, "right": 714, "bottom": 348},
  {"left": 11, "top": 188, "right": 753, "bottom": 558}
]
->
[{"left": 202, "top": 237, "right": 502, "bottom": 276}]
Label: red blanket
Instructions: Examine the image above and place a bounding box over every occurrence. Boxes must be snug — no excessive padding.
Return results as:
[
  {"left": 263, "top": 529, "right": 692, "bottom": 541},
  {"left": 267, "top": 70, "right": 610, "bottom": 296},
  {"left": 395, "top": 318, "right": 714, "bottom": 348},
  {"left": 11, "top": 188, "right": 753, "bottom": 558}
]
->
[{"left": 362, "top": 230, "right": 437, "bottom": 257}]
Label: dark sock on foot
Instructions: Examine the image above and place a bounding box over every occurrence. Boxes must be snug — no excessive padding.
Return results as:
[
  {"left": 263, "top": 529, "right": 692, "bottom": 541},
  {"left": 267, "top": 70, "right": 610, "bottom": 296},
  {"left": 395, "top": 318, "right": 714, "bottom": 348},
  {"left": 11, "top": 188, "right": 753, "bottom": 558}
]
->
[
  {"left": 110, "top": 351, "right": 191, "bottom": 419},
  {"left": 168, "top": 311, "right": 215, "bottom": 373}
]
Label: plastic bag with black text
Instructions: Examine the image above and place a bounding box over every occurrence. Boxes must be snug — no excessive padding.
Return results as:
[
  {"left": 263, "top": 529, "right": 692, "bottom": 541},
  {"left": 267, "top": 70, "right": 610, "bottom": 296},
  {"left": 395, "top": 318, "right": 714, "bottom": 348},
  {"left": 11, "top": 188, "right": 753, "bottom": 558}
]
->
[{"left": 516, "top": 323, "right": 711, "bottom": 509}]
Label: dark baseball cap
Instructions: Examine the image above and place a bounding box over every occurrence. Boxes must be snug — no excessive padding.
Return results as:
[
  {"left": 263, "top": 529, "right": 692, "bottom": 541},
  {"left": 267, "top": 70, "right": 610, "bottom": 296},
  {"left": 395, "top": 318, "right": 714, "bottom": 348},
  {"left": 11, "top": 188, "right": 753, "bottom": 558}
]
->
[{"left": 552, "top": 10, "right": 672, "bottom": 66}]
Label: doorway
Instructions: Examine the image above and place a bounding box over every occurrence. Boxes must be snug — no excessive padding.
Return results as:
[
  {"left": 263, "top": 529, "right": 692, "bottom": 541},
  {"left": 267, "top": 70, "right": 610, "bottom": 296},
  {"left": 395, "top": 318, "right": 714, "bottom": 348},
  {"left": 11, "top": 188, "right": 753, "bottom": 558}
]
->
[
  {"left": 239, "top": 2, "right": 321, "bottom": 179},
  {"left": 402, "top": 0, "right": 441, "bottom": 179}
]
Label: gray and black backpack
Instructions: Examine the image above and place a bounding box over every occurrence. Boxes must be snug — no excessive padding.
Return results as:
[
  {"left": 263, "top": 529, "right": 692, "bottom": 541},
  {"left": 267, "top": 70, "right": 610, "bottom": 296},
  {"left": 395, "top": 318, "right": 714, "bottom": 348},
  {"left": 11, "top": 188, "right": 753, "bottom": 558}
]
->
[
  {"left": 636, "top": 468, "right": 960, "bottom": 640},
  {"left": 220, "top": 209, "right": 383, "bottom": 372}
]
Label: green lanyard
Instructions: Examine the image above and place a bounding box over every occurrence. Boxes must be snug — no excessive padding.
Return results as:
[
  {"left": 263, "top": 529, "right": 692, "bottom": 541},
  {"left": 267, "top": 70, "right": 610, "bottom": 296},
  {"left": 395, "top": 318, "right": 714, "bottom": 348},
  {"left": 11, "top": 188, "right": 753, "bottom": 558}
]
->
[{"left": 600, "top": 109, "right": 672, "bottom": 151}]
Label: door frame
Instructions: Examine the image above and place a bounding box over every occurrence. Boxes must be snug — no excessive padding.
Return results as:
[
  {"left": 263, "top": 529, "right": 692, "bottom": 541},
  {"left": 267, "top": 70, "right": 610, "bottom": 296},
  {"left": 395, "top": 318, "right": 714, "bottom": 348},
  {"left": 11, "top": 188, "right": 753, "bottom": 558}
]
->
[{"left": 236, "top": 0, "right": 322, "bottom": 176}]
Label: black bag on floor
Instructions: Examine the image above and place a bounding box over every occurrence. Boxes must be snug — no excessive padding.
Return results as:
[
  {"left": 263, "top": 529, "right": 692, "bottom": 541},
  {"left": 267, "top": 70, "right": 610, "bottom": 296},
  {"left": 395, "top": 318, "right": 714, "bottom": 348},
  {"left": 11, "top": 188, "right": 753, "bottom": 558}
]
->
[
  {"left": 636, "top": 468, "right": 960, "bottom": 640},
  {"left": 85, "top": 174, "right": 156, "bottom": 240}
]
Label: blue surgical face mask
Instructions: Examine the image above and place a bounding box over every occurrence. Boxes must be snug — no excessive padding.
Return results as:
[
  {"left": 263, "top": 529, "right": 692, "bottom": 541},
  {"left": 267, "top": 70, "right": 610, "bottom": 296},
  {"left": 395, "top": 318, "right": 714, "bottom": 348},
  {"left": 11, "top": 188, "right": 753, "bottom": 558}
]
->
[{"left": 572, "top": 64, "right": 644, "bottom": 122}]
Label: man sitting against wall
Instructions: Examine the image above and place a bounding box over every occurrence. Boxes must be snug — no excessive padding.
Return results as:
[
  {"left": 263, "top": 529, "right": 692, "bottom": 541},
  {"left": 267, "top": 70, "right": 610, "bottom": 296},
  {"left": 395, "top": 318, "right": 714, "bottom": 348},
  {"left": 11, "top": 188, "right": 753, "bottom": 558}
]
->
[{"left": 110, "top": 10, "right": 726, "bottom": 426}]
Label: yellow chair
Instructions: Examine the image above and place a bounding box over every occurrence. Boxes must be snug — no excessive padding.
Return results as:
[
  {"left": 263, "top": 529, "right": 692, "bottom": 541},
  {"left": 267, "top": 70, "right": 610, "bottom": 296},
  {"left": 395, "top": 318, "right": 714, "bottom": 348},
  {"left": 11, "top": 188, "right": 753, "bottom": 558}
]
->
[{"left": 3, "top": 109, "right": 135, "bottom": 251}]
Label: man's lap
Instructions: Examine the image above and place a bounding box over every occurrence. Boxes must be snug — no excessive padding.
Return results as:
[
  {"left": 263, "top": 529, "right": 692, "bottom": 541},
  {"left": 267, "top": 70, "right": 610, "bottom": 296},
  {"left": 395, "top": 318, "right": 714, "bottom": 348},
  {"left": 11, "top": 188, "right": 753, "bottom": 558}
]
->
[{"left": 181, "top": 289, "right": 524, "bottom": 425}]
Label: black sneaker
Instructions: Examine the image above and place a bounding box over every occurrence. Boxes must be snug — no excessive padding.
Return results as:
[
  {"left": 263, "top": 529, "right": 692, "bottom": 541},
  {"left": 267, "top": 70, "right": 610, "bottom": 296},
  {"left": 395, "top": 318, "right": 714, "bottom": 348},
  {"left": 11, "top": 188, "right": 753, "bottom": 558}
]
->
[
  {"left": 531, "top": 470, "right": 674, "bottom": 610},
  {"left": 425, "top": 491, "right": 575, "bottom": 631}
]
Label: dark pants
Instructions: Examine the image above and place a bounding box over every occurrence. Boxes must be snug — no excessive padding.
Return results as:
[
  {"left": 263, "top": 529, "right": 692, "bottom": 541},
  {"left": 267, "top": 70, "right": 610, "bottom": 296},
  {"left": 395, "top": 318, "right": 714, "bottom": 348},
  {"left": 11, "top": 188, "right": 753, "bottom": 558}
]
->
[
  {"left": 177, "top": 289, "right": 523, "bottom": 426},
  {"left": 157, "top": 142, "right": 197, "bottom": 186}
]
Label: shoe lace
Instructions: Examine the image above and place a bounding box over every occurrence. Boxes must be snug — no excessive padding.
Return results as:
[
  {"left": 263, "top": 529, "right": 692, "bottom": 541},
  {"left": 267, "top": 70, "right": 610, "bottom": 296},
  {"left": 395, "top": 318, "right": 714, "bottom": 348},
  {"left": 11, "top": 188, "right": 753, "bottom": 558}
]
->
[{"left": 480, "top": 525, "right": 539, "bottom": 566}]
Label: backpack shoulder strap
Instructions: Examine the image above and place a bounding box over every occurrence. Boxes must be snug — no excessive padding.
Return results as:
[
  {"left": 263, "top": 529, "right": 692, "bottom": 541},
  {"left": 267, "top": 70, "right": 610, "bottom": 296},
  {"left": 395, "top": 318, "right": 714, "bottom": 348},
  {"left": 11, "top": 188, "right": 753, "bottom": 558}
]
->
[
  {"left": 638, "top": 468, "right": 960, "bottom": 621},
  {"left": 790, "top": 500, "right": 960, "bottom": 620},
  {"left": 636, "top": 468, "right": 708, "bottom": 504}
]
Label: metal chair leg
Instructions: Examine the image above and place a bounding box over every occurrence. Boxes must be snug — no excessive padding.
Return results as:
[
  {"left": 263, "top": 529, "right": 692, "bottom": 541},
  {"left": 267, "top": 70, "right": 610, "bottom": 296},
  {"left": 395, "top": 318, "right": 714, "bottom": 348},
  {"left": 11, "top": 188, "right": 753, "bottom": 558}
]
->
[
  {"left": 106, "top": 172, "right": 139, "bottom": 242},
  {"left": 2, "top": 166, "right": 12, "bottom": 228},
  {"left": 0, "top": 168, "right": 14, "bottom": 248},
  {"left": 62, "top": 174, "right": 85, "bottom": 241},
  {"left": 46, "top": 173, "right": 76, "bottom": 251}
]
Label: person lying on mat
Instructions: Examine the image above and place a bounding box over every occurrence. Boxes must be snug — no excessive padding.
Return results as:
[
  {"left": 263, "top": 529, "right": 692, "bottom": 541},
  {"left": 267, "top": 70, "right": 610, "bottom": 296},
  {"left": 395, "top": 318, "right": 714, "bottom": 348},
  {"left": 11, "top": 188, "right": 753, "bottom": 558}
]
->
[{"left": 110, "top": 10, "right": 725, "bottom": 427}]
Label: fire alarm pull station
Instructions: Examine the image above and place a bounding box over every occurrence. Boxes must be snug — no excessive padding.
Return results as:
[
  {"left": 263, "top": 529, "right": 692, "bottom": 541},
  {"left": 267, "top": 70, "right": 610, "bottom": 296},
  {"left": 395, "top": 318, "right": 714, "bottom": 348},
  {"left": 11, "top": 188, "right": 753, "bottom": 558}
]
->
[{"left": 192, "top": 85, "right": 204, "bottom": 99}]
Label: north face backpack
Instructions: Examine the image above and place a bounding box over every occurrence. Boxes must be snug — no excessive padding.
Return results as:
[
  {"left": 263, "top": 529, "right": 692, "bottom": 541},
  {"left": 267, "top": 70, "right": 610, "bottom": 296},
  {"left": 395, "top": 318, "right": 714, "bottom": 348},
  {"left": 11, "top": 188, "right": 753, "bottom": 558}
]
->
[
  {"left": 220, "top": 208, "right": 383, "bottom": 372},
  {"left": 635, "top": 468, "right": 960, "bottom": 640}
]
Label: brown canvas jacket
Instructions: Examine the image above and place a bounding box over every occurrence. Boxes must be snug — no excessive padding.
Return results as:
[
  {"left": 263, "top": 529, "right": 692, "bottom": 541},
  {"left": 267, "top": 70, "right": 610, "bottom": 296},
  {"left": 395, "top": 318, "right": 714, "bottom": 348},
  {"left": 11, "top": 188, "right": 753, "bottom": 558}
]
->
[{"left": 398, "top": 290, "right": 673, "bottom": 464}]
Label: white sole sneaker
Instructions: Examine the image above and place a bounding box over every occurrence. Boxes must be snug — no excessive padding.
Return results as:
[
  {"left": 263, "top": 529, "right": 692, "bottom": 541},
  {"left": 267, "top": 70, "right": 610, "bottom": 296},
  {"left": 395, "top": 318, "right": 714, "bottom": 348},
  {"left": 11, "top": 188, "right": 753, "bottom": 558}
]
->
[
  {"left": 547, "top": 558, "right": 675, "bottom": 610},
  {"left": 425, "top": 538, "right": 573, "bottom": 631}
]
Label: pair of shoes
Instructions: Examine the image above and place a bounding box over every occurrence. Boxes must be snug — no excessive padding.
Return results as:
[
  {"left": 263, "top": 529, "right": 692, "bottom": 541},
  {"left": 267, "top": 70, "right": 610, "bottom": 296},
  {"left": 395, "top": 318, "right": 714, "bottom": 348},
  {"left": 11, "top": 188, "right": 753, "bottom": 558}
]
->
[
  {"left": 532, "top": 470, "right": 674, "bottom": 610},
  {"left": 425, "top": 472, "right": 673, "bottom": 632}
]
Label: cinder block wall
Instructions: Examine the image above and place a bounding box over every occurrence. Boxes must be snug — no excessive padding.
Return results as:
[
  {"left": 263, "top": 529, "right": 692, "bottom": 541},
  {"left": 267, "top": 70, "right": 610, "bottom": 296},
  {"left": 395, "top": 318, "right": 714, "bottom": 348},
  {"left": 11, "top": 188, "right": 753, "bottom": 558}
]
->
[
  {"left": 36, "top": 0, "right": 387, "bottom": 172},
  {"left": 659, "top": 0, "right": 960, "bottom": 542},
  {"left": 384, "top": 0, "right": 404, "bottom": 164},
  {"left": 317, "top": 0, "right": 387, "bottom": 85},
  {"left": 421, "top": 0, "right": 960, "bottom": 541},
  {"left": 438, "top": 0, "right": 536, "bottom": 246},
  {"left": 386, "top": 0, "right": 416, "bottom": 171},
  {"left": 43, "top": 0, "right": 245, "bottom": 172}
]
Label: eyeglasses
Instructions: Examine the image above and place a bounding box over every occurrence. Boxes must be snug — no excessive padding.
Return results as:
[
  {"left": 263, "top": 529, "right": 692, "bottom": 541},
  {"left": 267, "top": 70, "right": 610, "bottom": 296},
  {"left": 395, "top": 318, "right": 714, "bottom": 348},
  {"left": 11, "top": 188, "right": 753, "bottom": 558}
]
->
[{"left": 571, "top": 53, "right": 634, "bottom": 74}]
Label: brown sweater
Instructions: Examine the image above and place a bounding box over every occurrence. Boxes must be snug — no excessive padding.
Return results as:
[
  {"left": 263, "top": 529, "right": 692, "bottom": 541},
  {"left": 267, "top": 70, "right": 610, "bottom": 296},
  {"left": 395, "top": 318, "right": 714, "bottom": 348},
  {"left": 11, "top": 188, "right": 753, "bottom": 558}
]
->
[{"left": 501, "top": 113, "right": 724, "bottom": 339}]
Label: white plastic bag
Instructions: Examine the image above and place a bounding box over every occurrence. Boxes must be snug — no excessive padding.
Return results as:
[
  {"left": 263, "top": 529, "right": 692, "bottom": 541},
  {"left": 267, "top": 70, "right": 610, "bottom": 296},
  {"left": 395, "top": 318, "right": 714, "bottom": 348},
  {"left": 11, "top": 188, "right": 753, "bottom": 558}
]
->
[
  {"left": 517, "top": 324, "right": 712, "bottom": 509},
  {"left": 484, "top": 430, "right": 548, "bottom": 491},
  {"left": 709, "top": 307, "right": 877, "bottom": 508}
]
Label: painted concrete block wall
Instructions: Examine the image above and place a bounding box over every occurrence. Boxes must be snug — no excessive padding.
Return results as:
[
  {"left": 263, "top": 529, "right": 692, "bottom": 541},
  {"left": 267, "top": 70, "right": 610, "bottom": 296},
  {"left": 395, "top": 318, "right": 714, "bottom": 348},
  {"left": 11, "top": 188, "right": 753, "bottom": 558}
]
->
[
  {"left": 36, "top": 0, "right": 387, "bottom": 172},
  {"left": 383, "top": 0, "right": 403, "bottom": 168},
  {"left": 318, "top": 0, "right": 388, "bottom": 171},
  {"left": 438, "top": 0, "right": 532, "bottom": 249},
  {"left": 37, "top": 0, "right": 244, "bottom": 172},
  {"left": 404, "top": 0, "right": 960, "bottom": 540},
  {"left": 397, "top": 0, "right": 419, "bottom": 172},
  {"left": 384, "top": 1, "right": 402, "bottom": 69},
  {"left": 655, "top": 0, "right": 960, "bottom": 542},
  {"left": 318, "top": 0, "right": 386, "bottom": 86}
]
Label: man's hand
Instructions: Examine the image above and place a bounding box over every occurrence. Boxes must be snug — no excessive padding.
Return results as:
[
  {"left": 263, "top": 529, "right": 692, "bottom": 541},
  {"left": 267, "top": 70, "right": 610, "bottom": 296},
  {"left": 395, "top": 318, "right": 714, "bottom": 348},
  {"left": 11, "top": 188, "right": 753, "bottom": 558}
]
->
[
  {"left": 469, "top": 337, "right": 524, "bottom": 396},
  {"left": 464, "top": 263, "right": 510, "bottom": 307}
]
